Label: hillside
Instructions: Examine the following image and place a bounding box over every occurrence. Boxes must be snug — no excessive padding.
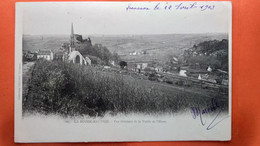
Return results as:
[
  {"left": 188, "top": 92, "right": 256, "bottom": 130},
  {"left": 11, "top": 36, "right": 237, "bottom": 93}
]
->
[
  {"left": 90, "top": 33, "right": 228, "bottom": 64},
  {"left": 23, "top": 60, "right": 228, "bottom": 116},
  {"left": 183, "top": 39, "right": 229, "bottom": 71},
  {"left": 23, "top": 35, "right": 68, "bottom": 52},
  {"left": 23, "top": 33, "right": 228, "bottom": 65}
]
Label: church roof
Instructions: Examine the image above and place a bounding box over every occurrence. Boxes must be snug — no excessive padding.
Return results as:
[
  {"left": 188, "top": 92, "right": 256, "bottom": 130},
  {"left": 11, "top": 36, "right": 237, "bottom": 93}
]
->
[{"left": 55, "top": 51, "right": 65, "bottom": 56}]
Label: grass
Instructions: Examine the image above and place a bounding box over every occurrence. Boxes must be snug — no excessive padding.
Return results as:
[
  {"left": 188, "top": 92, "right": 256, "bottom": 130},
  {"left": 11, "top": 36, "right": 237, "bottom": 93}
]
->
[{"left": 23, "top": 60, "right": 228, "bottom": 117}]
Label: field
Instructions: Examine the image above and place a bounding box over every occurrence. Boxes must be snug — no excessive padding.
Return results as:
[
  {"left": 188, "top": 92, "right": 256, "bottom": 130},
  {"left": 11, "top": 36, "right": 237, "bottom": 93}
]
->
[{"left": 23, "top": 60, "right": 228, "bottom": 117}]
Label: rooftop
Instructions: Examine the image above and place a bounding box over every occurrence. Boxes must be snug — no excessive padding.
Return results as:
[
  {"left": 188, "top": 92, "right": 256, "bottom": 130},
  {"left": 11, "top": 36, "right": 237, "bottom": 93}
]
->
[{"left": 38, "top": 50, "right": 52, "bottom": 55}]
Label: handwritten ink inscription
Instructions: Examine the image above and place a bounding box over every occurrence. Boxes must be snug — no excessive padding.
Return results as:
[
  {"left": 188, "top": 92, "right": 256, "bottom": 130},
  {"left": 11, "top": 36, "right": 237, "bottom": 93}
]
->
[
  {"left": 126, "top": 2, "right": 215, "bottom": 11},
  {"left": 190, "top": 98, "right": 230, "bottom": 130}
]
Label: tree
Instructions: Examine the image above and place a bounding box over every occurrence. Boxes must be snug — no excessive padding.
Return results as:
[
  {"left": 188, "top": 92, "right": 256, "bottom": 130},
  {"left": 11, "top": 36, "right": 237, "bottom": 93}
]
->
[
  {"left": 77, "top": 43, "right": 113, "bottom": 65},
  {"left": 112, "top": 52, "right": 120, "bottom": 63},
  {"left": 119, "top": 61, "right": 127, "bottom": 69}
]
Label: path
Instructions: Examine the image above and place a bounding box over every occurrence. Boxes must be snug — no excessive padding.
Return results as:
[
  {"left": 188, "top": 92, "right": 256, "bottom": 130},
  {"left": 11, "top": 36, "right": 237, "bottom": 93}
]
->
[{"left": 22, "top": 62, "right": 35, "bottom": 97}]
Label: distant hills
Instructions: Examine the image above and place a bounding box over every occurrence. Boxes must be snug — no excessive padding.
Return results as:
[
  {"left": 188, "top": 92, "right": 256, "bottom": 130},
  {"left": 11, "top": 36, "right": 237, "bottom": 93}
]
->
[
  {"left": 23, "top": 33, "right": 228, "bottom": 67},
  {"left": 90, "top": 33, "right": 228, "bottom": 64}
]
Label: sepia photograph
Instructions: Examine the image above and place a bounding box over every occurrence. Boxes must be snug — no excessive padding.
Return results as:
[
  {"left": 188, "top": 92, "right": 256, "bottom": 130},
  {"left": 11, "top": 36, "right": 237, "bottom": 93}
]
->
[{"left": 15, "top": 2, "right": 232, "bottom": 142}]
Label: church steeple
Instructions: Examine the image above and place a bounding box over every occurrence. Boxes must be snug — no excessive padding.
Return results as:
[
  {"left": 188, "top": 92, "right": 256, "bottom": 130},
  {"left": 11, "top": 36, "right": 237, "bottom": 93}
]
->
[
  {"left": 70, "top": 23, "right": 75, "bottom": 47},
  {"left": 71, "top": 23, "right": 74, "bottom": 36}
]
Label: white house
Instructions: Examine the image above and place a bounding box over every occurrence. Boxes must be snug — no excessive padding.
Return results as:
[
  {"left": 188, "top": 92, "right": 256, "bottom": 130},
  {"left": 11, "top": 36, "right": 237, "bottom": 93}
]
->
[
  {"left": 109, "top": 60, "right": 115, "bottom": 66},
  {"left": 37, "top": 50, "right": 54, "bottom": 61},
  {"left": 179, "top": 70, "right": 187, "bottom": 77},
  {"left": 207, "top": 66, "right": 213, "bottom": 72},
  {"left": 198, "top": 74, "right": 202, "bottom": 80},
  {"left": 155, "top": 66, "right": 163, "bottom": 72},
  {"left": 136, "top": 63, "right": 148, "bottom": 70}
]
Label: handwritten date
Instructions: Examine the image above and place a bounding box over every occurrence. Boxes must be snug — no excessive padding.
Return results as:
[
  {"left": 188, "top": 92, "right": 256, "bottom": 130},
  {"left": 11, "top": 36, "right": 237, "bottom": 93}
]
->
[{"left": 126, "top": 2, "right": 215, "bottom": 11}]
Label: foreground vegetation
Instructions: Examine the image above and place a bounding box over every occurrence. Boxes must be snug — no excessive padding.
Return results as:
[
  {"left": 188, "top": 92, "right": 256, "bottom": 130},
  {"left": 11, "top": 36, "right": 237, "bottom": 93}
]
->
[{"left": 23, "top": 60, "right": 228, "bottom": 117}]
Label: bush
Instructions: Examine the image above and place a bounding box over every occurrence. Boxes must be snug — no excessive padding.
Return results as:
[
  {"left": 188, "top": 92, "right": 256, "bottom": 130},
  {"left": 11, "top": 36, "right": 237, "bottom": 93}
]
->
[
  {"left": 175, "top": 80, "right": 184, "bottom": 86},
  {"left": 165, "top": 80, "right": 173, "bottom": 84},
  {"left": 148, "top": 73, "right": 157, "bottom": 81}
]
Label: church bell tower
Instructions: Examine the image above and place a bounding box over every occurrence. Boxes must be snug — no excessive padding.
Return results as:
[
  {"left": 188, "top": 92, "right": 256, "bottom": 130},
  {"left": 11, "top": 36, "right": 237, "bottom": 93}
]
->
[{"left": 69, "top": 23, "right": 75, "bottom": 53}]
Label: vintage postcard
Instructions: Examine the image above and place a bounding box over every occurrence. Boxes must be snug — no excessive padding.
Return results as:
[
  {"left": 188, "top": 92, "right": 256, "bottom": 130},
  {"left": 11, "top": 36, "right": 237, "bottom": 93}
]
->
[{"left": 15, "top": 2, "right": 232, "bottom": 142}]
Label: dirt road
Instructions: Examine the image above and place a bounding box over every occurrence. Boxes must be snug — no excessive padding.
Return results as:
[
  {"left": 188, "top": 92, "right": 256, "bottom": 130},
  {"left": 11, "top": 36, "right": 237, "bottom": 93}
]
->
[{"left": 22, "top": 62, "right": 35, "bottom": 97}]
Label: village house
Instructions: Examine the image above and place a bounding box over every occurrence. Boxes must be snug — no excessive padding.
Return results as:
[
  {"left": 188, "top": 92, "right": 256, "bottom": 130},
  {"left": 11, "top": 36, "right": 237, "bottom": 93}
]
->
[
  {"left": 217, "top": 69, "right": 229, "bottom": 85},
  {"left": 129, "top": 50, "right": 145, "bottom": 56},
  {"left": 54, "top": 51, "right": 66, "bottom": 61},
  {"left": 23, "top": 51, "right": 37, "bottom": 61},
  {"left": 179, "top": 70, "right": 187, "bottom": 77},
  {"left": 207, "top": 66, "right": 213, "bottom": 72},
  {"left": 127, "top": 62, "right": 149, "bottom": 73},
  {"left": 37, "top": 50, "right": 54, "bottom": 61},
  {"left": 109, "top": 60, "right": 116, "bottom": 66},
  {"left": 136, "top": 63, "right": 148, "bottom": 70},
  {"left": 155, "top": 66, "right": 163, "bottom": 73},
  {"left": 198, "top": 74, "right": 217, "bottom": 83},
  {"left": 25, "top": 53, "right": 35, "bottom": 59}
]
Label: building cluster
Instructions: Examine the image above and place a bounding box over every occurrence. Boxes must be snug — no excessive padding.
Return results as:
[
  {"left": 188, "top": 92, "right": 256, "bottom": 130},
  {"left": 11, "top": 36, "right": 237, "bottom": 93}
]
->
[
  {"left": 23, "top": 50, "right": 54, "bottom": 61},
  {"left": 184, "top": 45, "right": 219, "bottom": 57},
  {"left": 129, "top": 50, "right": 146, "bottom": 56},
  {"left": 182, "top": 65, "right": 228, "bottom": 85},
  {"left": 128, "top": 62, "right": 164, "bottom": 74},
  {"left": 37, "top": 50, "right": 54, "bottom": 61},
  {"left": 125, "top": 60, "right": 228, "bottom": 86},
  {"left": 23, "top": 23, "right": 91, "bottom": 66}
]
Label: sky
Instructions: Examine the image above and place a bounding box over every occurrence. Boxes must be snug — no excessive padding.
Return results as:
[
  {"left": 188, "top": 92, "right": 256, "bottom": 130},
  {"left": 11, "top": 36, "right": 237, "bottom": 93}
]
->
[{"left": 18, "top": 2, "right": 231, "bottom": 35}]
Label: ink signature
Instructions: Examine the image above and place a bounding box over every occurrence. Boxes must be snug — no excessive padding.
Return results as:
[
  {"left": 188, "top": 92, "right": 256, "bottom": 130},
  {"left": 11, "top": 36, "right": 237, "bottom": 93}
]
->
[{"left": 190, "top": 98, "right": 230, "bottom": 130}]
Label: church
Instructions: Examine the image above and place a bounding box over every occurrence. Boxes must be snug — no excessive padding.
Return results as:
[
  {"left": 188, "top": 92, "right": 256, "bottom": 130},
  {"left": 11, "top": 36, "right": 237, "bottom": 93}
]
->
[{"left": 66, "top": 23, "right": 91, "bottom": 66}]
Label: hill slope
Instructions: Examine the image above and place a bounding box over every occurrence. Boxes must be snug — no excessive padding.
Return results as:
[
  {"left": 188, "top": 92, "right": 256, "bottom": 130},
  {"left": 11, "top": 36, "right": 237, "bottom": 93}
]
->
[{"left": 183, "top": 39, "right": 229, "bottom": 71}]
